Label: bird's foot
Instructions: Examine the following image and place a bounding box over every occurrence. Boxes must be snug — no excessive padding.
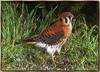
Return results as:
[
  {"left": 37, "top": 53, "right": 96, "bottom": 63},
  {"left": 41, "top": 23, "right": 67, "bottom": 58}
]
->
[
  {"left": 51, "top": 55, "right": 55, "bottom": 62},
  {"left": 51, "top": 55, "right": 57, "bottom": 68}
]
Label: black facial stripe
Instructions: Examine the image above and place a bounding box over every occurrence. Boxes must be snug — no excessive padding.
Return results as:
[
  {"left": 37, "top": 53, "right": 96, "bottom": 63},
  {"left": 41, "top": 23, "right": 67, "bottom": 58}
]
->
[{"left": 64, "top": 17, "right": 67, "bottom": 23}]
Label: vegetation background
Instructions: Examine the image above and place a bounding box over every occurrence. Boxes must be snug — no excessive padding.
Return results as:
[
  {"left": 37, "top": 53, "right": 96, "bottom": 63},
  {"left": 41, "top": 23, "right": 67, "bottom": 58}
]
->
[{"left": 1, "top": 1, "right": 99, "bottom": 71}]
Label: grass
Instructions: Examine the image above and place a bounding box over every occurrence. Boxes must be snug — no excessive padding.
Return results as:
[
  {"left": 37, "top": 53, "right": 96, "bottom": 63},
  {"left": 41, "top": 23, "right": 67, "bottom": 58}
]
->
[{"left": 1, "top": 2, "right": 98, "bottom": 70}]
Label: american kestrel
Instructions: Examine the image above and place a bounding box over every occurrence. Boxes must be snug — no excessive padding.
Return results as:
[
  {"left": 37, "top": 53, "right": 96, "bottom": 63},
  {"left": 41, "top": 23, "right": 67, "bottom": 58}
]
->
[{"left": 16, "top": 12, "right": 74, "bottom": 59}]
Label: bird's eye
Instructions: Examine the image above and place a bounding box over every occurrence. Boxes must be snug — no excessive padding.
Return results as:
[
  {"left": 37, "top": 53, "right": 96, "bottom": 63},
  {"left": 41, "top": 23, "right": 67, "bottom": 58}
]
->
[{"left": 68, "top": 16, "right": 71, "bottom": 19}]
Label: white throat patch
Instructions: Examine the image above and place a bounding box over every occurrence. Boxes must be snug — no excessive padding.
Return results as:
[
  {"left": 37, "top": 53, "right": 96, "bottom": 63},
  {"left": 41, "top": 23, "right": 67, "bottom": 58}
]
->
[{"left": 66, "top": 17, "right": 72, "bottom": 27}]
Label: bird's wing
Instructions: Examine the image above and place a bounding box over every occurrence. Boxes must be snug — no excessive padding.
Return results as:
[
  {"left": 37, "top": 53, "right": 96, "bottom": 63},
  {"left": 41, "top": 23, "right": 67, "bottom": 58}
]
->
[{"left": 34, "top": 23, "right": 65, "bottom": 45}]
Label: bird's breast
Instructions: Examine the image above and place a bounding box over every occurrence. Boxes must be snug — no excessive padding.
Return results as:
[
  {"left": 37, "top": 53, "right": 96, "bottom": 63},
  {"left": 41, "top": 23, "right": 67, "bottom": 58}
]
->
[{"left": 62, "top": 24, "right": 72, "bottom": 38}]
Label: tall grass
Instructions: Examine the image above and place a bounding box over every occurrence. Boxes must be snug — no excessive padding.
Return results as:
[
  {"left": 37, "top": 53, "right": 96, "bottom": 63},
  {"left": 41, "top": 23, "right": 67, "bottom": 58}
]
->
[{"left": 1, "top": 2, "right": 98, "bottom": 70}]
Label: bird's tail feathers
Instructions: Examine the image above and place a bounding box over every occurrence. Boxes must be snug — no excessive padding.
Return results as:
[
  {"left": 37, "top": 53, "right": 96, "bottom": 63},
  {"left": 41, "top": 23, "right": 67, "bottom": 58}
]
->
[{"left": 15, "top": 37, "right": 35, "bottom": 45}]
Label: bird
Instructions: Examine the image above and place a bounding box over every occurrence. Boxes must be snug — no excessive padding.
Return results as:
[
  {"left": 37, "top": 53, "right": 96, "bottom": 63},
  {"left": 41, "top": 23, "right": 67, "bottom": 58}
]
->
[{"left": 15, "top": 12, "right": 74, "bottom": 60}]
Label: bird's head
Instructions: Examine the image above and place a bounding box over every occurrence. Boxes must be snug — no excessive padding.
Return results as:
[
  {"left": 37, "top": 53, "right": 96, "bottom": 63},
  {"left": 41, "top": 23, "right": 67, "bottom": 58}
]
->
[{"left": 58, "top": 12, "right": 74, "bottom": 26}]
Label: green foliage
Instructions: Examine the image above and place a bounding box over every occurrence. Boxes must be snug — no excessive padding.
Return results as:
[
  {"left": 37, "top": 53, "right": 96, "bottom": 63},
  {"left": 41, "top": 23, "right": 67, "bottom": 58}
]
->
[{"left": 1, "top": 2, "right": 98, "bottom": 70}]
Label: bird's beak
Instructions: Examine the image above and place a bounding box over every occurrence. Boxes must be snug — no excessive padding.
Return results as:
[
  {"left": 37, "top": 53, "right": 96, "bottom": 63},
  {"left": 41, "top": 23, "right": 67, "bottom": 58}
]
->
[{"left": 72, "top": 16, "right": 75, "bottom": 20}]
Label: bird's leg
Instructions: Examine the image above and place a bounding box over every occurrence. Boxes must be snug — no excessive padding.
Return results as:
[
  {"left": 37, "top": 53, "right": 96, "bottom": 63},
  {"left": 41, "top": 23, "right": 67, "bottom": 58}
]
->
[
  {"left": 51, "top": 53, "right": 55, "bottom": 62},
  {"left": 57, "top": 47, "right": 62, "bottom": 55},
  {"left": 51, "top": 54, "right": 57, "bottom": 67}
]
